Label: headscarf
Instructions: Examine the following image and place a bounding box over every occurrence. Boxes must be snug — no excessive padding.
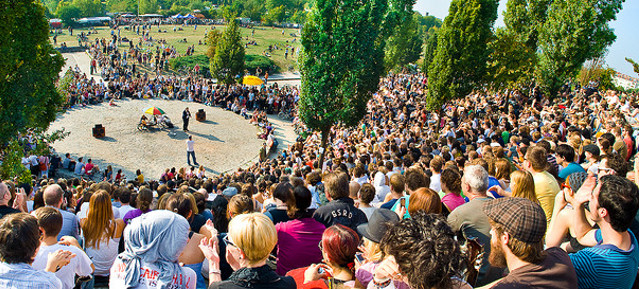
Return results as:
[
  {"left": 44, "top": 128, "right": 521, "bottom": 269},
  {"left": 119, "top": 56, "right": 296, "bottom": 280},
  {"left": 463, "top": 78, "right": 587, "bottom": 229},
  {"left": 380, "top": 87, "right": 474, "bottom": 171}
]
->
[{"left": 117, "top": 210, "right": 191, "bottom": 289}]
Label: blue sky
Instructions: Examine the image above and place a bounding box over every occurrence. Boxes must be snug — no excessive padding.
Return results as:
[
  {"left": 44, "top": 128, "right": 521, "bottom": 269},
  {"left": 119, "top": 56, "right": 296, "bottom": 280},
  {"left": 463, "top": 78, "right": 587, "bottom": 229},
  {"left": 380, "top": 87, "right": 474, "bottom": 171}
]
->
[{"left": 413, "top": 0, "right": 639, "bottom": 77}]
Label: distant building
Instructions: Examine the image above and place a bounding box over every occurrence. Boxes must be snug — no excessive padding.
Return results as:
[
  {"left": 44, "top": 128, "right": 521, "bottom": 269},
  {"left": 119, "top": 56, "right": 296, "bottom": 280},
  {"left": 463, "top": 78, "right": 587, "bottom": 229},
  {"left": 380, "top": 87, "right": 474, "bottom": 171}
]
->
[{"left": 613, "top": 72, "right": 639, "bottom": 90}]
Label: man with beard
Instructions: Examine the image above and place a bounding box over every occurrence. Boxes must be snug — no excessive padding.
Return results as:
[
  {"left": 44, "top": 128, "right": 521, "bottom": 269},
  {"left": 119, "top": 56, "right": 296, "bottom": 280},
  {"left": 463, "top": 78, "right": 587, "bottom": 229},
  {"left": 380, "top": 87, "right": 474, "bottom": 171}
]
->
[{"left": 482, "top": 197, "right": 577, "bottom": 288}]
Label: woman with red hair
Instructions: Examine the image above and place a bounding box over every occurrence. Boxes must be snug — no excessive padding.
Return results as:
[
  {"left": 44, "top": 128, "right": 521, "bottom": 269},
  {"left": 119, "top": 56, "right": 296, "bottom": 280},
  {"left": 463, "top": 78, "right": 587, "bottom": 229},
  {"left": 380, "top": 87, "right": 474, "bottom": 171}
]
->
[{"left": 287, "top": 224, "right": 360, "bottom": 288}]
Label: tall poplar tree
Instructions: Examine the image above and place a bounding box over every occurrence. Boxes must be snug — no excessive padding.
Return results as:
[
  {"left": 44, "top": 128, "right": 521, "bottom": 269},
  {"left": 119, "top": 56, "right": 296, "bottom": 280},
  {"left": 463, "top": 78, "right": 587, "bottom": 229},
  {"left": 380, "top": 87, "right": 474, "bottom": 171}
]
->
[
  {"left": 426, "top": 0, "right": 498, "bottom": 111},
  {"left": 299, "top": 0, "right": 413, "bottom": 165},
  {"left": 536, "top": 0, "right": 623, "bottom": 96},
  {"left": 210, "top": 17, "right": 245, "bottom": 85}
]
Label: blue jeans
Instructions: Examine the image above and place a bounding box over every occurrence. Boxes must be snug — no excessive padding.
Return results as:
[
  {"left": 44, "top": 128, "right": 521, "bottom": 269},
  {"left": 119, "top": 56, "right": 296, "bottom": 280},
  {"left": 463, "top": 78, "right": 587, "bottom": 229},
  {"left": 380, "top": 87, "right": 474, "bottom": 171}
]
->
[{"left": 187, "top": 151, "right": 197, "bottom": 165}]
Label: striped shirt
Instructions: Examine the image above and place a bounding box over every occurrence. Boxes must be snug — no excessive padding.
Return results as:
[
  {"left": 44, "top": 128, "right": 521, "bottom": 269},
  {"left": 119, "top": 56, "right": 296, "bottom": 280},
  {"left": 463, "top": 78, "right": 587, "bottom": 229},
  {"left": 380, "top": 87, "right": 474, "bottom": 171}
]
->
[{"left": 569, "top": 229, "right": 639, "bottom": 289}]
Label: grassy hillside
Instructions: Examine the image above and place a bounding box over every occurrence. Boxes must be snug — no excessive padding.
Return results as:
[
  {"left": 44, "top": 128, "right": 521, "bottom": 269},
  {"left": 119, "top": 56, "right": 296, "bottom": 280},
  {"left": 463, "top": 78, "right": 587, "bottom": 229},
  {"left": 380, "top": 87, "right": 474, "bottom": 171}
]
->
[{"left": 51, "top": 24, "right": 302, "bottom": 72}]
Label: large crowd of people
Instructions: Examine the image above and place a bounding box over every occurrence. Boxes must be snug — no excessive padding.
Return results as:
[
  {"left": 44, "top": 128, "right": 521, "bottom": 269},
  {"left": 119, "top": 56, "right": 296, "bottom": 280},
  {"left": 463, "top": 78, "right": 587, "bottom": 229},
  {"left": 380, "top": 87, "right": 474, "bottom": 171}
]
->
[{"left": 3, "top": 26, "right": 639, "bottom": 288}]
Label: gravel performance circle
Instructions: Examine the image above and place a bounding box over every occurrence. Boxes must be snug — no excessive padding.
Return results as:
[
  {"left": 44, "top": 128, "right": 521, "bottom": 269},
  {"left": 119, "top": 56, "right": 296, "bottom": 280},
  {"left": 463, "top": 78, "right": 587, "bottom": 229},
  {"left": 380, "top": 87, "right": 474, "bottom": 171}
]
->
[{"left": 47, "top": 99, "right": 263, "bottom": 180}]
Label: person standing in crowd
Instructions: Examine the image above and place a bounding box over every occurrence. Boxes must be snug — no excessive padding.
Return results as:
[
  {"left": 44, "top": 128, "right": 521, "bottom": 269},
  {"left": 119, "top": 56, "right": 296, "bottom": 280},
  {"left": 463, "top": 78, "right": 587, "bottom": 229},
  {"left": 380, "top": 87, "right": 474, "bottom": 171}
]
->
[
  {"left": 483, "top": 197, "right": 578, "bottom": 288},
  {"left": 568, "top": 175, "right": 639, "bottom": 289},
  {"left": 187, "top": 135, "right": 199, "bottom": 166},
  {"left": 183, "top": 107, "right": 191, "bottom": 131},
  {"left": 0, "top": 213, "right": 75, "bottom": 288},
  {"left": 313, "top": 172, "right": 368, "bottom": 232}
]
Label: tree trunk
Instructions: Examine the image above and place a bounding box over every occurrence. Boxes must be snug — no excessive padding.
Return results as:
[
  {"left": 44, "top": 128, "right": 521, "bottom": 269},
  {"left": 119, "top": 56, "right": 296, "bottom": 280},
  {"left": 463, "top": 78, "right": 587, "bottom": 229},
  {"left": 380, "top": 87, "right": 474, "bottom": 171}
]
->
[{"left": 318, "top": 128, "right": 329, "bottom": 169}]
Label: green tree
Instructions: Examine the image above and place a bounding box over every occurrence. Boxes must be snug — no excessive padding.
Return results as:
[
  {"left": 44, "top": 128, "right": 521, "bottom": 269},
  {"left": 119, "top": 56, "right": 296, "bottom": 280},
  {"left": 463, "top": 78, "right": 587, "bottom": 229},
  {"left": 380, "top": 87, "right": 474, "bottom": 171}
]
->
[
  {"left": 503, "top": 0, "right": 550, "bottom": 50},
  {"left": 71, "top": 0, "right": 103, "bottom": 16},
  {"left": 205, "top": 29, "right": 223, "bottom": 59},
  {"left": 536, "top": 0, "right": 623, "bottom": 97},
  {"left": 417, "top": 14, "right": 443, "bottom": 30},
  {"left": 56, "top": 2, "right": 82, "bottom": 27},
  {"left": 426, "top": 0, "right": 498, "bottom": 111},
  {"left": 241, "top": 0, "right": 265, "bottom": 21},
  {"left": 107, "top": 0, "right": 136, "bottom": 13},
  {"left": 42, "top": 0, "right": 62, "bottom": 14},
  {"left": 299, "top": 0, "right": 413, "bottom": 164},
  {"left": 210, "top": 17, "right": 245, "bottom": 84},
  {"left": 627, "top": 58, "right": 639, "bottom": 76},
  {"left": 486, "top": 27, "right": 536, "bottom": 91},
  {"left": 1, "top": 0, "right": 65, "bottom": 177},
  {"left": 264, "top": 5, "right": 286, "bottom": 24},
  {"left": 139, "top": 0, "right": 160, "bottom": 14},
  {"left": 290, "top": 9, "right": 307, "bottom": 24},
  {"left": 166, "top": 3, "right": 191, "bottom": 16},
  {"left": 421, "top": 27, "right": 438, "bottom": 74},
  {"left": 385, "top": 12, "right": 423, "bottom": 72}
]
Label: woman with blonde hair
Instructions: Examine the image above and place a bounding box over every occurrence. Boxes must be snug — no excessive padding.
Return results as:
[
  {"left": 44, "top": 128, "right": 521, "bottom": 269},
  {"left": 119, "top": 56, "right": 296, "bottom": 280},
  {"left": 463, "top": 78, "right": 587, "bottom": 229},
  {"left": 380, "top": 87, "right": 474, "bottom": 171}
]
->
[
  {"left": 199, "top": 213, "right": 296, "bottom": 289},
  {"left": 81, "top": 190, "right": 125, "bottom": 284},
  {"left": 488, "top": 170, "right": 539, "bottom": 204},
  {"left": 197, "top": 165, "right": 206, "bottom": 179},
  {"left": 353, "top": 209, "right": 408, "bottom": 289}
]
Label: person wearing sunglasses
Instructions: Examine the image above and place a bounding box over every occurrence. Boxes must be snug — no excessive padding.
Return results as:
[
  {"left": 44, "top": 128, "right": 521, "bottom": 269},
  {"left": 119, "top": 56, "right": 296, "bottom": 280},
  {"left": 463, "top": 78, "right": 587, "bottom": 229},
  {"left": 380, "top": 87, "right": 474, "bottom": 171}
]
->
[
  {"left": 199, "top": 213, "right": 295, "bottom": 289},
  {"left": 546, "top": 172, "right": 588, "bottom": 251}
]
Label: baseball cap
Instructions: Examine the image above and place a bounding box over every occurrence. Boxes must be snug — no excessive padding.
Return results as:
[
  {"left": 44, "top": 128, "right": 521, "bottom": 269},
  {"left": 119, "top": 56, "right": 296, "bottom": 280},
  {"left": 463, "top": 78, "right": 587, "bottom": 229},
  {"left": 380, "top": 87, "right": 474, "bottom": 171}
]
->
[{"left": 483, "top": 197, "right": 547, "bottom": 243}]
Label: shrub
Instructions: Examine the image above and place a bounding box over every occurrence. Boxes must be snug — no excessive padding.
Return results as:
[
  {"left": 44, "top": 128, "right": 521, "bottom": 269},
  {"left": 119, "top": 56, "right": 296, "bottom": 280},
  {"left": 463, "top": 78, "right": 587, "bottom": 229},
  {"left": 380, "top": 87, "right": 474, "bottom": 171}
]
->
[
  {"left": 169, "top": 55, "right": 210, "bottom": 77},
  {"left": 245, "top": 54, "right": 279, "bottom": 74},
  {"left": 169, "top": 54, "right": 279, "bottom": 78}
]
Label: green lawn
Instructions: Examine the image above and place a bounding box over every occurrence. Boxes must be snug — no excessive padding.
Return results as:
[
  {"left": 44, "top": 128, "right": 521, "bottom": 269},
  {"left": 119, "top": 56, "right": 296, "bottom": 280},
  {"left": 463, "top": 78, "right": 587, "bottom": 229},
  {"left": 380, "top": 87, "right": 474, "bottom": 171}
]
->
[{"left": 51, "top": 24, "right": 302, "bottom": 72}]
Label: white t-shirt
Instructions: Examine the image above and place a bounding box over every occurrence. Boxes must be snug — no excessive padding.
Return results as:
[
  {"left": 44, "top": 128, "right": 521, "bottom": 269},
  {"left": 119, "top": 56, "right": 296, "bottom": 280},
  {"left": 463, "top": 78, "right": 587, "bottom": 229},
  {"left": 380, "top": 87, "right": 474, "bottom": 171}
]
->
[
  {"left": 32, "top": 244, "right": 94, "bottom": 289},
  {"left": 119, "top": 204, "right": 135, "bottom": 217},
  {"left": 77, "top": 203, "right": 120, "bottom": 220},
  {"left": 430, "top": 173, "right": 442, "bottom": 193},
  {"left": 109, "top": 258, "right": 196, "bottom": 289},
  {"left": 186, "top": 140, "right": 194, "bottom": 152}
]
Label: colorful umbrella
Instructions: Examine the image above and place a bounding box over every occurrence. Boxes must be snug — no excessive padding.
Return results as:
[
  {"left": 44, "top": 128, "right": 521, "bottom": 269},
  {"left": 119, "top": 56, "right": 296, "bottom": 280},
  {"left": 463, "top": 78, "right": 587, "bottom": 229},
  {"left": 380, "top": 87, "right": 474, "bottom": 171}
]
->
[
  {"left": 242, "top": 75, "right": 264, "bottom": 86},
  {"left": 144, "top": 106, "right": 165, "bottom": 115}
]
